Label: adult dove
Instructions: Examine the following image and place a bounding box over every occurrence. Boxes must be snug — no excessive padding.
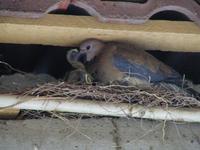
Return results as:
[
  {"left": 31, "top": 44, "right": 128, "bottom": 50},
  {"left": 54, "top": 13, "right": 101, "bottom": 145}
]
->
[{"left": 77, "top": 39, "right": 181, "bottom": 86}]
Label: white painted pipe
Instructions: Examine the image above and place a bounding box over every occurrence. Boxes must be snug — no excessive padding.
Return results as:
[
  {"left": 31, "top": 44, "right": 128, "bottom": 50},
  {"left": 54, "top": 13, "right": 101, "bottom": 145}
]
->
[{"left": 0, "top": 95, "right": 200, "bottom": 122}]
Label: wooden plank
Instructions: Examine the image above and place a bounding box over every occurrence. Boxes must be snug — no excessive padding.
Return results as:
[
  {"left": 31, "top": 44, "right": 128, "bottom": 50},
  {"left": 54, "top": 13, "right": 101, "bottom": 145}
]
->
[{"left": 0, "top": 14, "right": 200, "bottom": 52}]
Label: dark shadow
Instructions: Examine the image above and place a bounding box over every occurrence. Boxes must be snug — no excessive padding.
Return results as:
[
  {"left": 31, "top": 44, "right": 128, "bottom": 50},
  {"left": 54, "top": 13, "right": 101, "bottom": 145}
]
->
[
  {"left": 0, "top": 43, "right": 200, "bottom": 83},
  {"left": 195, "top": 0, "right": 200, "bottom": 5},
  {"left": 101, "top": 0, "right": 147, "bottom": 3},
  {"left": 50, "top": 4, "right": 90, "bottom": 16},
  {"left": 0, "top": 43, "right": 75, "bottom": 79},
  {"left": 150, "top": 10, "right": 191, "bottom": 21}
]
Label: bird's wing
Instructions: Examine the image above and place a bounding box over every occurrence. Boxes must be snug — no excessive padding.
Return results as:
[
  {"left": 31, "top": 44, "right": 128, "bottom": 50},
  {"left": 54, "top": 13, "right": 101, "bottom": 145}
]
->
[{"left": 112, "top": 54, "right": 180, "bottom": 83}]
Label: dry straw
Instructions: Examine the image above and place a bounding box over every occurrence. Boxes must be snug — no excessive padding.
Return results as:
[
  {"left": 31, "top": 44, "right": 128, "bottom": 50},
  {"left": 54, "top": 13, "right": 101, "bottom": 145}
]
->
[{"left": 0, "top": 82, "right": 200, "bottom": 122}]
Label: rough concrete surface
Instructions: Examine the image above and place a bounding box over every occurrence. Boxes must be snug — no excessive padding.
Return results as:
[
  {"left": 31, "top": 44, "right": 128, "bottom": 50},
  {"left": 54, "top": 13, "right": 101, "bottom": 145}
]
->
[
  {"left": 0, "top": 73, "right": 56, "bottom": 93},
  {"left": 0, "top": 118, "right": 199, "bottom": 150}
]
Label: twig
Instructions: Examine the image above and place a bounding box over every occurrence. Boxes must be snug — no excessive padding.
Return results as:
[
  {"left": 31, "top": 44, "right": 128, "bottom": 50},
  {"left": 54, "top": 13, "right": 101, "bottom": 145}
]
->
[
  {"left": 50, "top": 112, "right": 92, "bottom": 140},
  {"left": 162, "top": 120, "right": 167, "bottom": 142},
  {"left": 0, "top": 61, "right": 26, "bottom": 74}
]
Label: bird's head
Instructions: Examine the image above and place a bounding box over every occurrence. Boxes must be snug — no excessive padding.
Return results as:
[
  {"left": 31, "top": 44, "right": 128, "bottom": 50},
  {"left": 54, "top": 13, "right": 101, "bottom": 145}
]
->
[
  {"left": 78, "top": 39, "right": 104, "bottom": 63},
  {"left": 66, "top": 49, "right": 79, "bottom": 63},
  {"left": 66, "top": 49, "right": 85, "bottom": 70}
]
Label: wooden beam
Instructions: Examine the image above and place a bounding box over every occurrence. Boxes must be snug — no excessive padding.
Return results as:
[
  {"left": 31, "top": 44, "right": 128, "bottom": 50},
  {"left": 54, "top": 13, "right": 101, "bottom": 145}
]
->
[{"left": 0, "top": 14, "right": 200, "bottom": 52}]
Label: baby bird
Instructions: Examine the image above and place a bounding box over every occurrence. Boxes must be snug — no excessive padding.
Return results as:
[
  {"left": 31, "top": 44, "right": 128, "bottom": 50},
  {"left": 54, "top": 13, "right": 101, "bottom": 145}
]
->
[
  {"left": 77, "top": 39, "right": 181, "bottom": 86},
  {"left": 66, "top": 49, "right": 92, "bottom": 84}
]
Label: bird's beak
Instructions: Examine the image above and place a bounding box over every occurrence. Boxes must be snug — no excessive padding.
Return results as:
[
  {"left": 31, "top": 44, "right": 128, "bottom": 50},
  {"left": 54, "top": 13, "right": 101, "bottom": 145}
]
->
[{"left": 77, "top": 52, "right": 87, "bottom": 64}]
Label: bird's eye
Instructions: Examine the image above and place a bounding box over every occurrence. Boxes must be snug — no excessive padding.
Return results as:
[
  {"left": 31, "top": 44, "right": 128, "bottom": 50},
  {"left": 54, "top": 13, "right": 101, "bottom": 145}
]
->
[{"left": 86, "top": 45, "right": 91, "bottom": 50}]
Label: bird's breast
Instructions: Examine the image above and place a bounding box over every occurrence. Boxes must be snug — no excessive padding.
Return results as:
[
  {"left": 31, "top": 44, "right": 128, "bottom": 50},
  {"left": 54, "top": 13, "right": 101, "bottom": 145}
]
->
[{"left": 86, "top": 53, "right": 124, "bottom": 83}]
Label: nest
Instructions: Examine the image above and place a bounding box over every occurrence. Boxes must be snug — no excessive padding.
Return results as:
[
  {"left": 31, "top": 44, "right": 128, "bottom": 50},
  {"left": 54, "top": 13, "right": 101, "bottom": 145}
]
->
[{"left": 20, "top": 82, "right": 200, "bottom": 108}]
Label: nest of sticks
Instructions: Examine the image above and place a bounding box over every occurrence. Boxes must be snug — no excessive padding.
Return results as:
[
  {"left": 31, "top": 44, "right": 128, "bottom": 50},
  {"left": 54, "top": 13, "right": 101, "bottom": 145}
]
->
[{"left": 19, "top": 81, "right": 200, "bottom": 109}]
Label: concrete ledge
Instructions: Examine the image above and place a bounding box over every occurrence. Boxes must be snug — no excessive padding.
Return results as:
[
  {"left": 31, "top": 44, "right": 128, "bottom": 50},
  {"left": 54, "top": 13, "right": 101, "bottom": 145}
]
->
[
  {"left": 0, "top": 15, "right": 200, "bottom": 52},
  {"left": 0, "top": 118, "right": 199, "bottom": 150}
]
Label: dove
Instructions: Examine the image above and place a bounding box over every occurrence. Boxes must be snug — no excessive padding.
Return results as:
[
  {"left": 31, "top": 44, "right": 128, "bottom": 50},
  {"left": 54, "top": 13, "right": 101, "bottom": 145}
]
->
[
  {"left": 77, "top": 39, "right": 181, "bottom": 86},
  {"left": 66, "top": 49, "right": 92, "bottom": 84}
]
